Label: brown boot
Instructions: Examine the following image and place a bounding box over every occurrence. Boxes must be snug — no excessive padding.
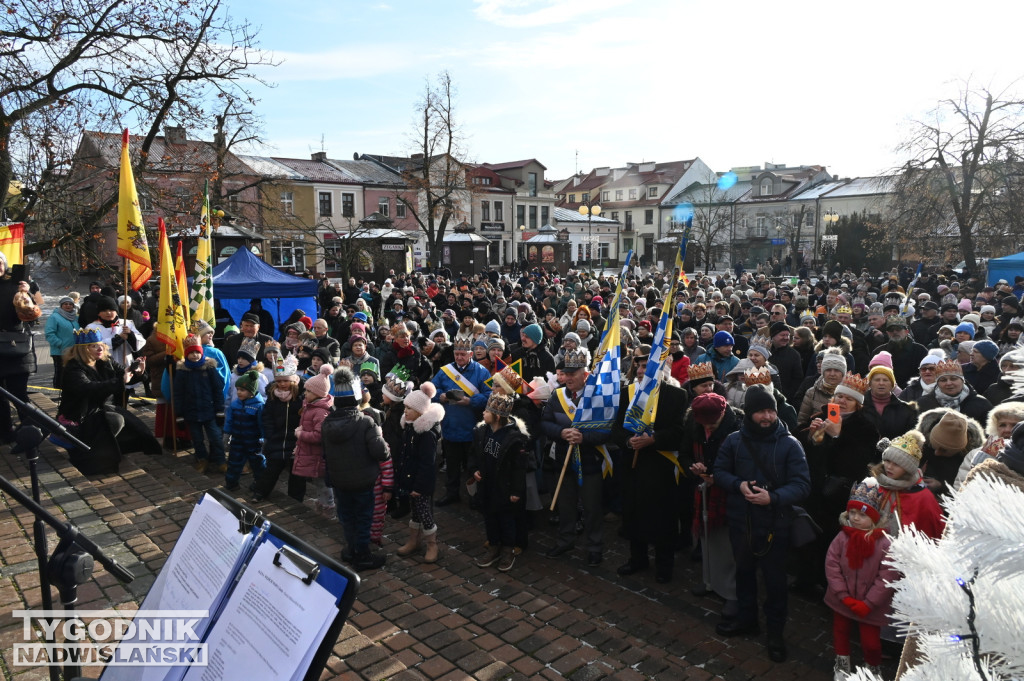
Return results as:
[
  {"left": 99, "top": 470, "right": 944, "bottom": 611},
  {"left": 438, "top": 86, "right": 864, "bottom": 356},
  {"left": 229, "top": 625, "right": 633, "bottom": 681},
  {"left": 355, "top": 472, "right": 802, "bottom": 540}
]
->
[
  {"left": 397, "top": 521, "right": 422, "bottom": 557},
  {"left": 422, "top": 525, "right": 439, "bottom": 563},
  {"left": 476, "top": 543, "right": 501, "bottom": 568}
]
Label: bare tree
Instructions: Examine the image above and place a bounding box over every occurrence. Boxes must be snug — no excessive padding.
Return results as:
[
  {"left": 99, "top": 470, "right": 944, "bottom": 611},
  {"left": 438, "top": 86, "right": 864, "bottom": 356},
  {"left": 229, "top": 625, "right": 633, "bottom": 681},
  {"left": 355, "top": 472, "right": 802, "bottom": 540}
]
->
[
  {"left": 398, "top": 71, "right": 472, "bottom": 268},
  {"left": 894, "top": 82, "right": 1024, "bottom": 270},
  {"left": 1, "top": 0, "right": 276, "bottom": 259},
  {"left": 674, "top": 170, "right": 736, "bottom": 273}
]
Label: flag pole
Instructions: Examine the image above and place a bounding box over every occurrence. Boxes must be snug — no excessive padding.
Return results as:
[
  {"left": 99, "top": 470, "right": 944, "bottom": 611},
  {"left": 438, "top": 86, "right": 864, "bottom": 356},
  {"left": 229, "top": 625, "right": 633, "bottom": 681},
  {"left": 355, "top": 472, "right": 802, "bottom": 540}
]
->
[
  {"left": 549, "top": 444, "right": 575, "bottom": 512},
  {"left": 123, "top": 258, "right": 130, "bottom": 409},
  {"left": 167, "top": 354, "right": 177, "bottom": 453}
]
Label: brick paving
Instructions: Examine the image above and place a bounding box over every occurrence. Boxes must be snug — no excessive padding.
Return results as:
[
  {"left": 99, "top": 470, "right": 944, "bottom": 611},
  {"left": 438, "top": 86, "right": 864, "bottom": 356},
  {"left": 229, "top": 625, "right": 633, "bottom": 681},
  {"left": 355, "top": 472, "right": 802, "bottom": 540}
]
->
[{"left": 0, "top": 385, "right": 886, "bottom": 680}]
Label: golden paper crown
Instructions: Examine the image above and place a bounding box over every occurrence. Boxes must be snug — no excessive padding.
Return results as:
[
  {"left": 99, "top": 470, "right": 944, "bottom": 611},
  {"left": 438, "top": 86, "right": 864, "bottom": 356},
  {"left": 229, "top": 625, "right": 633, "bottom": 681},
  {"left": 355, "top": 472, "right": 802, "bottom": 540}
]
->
[
  {"left": 935, "top": 358, "right": 963, "bottom": 377},
  {"left": 452, "top": 336, "right": 474, "bottom": 353},
  {"left": 493, "top": 365, "right": 524, "bottom": 394},
  {"left": 838, "top": 371, "right": 869, "bottom": 395},
  {"left": 687, "top": 362, "right": 715, "bottom": 382},
  {"left": 887, "top": 432, "right": 924, "bottom": 462},
  {"left": 834, "top": 304, "right": 853, "bottom": 315},
  {"left": 563, "top": 348, "right": 589, "bottom": 370},
  {"left": 741, "top": 366, "right": 773, "bottom": 386}
]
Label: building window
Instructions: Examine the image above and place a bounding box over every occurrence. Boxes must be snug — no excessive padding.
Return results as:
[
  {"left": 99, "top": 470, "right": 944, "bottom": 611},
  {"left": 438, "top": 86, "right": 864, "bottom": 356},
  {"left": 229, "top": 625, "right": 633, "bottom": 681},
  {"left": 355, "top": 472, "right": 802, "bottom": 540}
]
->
[
  {"left": 528, "top": 172, "right": 538, "bottom": 197},
  {"left": 324, "top": 239, "right": 343, "bottom": 272},
  {"left": 582, "top": 193, "right": 589, "bottom": 203},
  {"left": 597, "top": 242, "right": 610, "bottom": 261},
  {"left": 270, "top": 240, "right": 305, "bottom": 269},
  {"left": 644, "top": 209, "right": 653, "bottom": 225},
  {"left": 541, "top": 206, "right": 549, "bottom": 226},
  {"left": 625, "top": 211, "right": 633, "bottom": 229},
  {"left": 569, "top": 194, "right": 576, "bottom": 203},
  {"left": 342, "top": 193, "right": 355, "bottom": 217},
  {"left": 396, "top": 201, "right": 406, "bottom": 218},
  {"left": 753, "top": 217, "right": 768, "bottom": 238},
  {"left": 517, "top": 205, "right": 525, "bottom": 228},
  {"left": 629, "top": 188, "right": 637, "bottom": 200},
  {"left": 226, "top": 194, "right": 240, "bottom": 214},
  {"left": 494, "top": 201, "right": 503, "bottom": 221},
  {"left": 473, "top": 176, "right": 492, "bottom": 185},
  {"left": 760, "top": 178, "right": 773, "bottom": 196},
  {"left": 648, "top": 186, "right": 658, "bottom": 198},
  {"left": 615, "top": 190, "right": 623, "bottom": 201},
  {"left": 378, "top": 197, "right": 389, "bottom": 217},
  {"left": 611, "top": 212, "right": 618, "bottom": 221},
  {"left": 529, "top": 205, "right": 537, "bottom": 229},
  {"left": 319, "top": 191, "right": 332, "bottom": 216},
  {"left": 623, "top": 238, "right": 633, "bottom": 253},
  {"left": 602, "top": 191, "right": 610, "bottom": 201},
  {"left": 481, "top": 201, "right": 490, "bottom": 221},
  {"left": 139, "top": 193, "right": 153, "bottom": 212},
  {"left": 280, "top": 191, "right": 294, "bottom": 216}
]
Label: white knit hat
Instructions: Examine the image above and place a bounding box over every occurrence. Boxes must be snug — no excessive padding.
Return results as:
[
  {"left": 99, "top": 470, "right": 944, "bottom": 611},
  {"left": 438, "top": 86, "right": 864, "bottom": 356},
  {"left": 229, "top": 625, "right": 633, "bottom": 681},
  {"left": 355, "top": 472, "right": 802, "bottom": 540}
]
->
[{"left": 404, "top": 381, "right": 437, "bottom": 415}]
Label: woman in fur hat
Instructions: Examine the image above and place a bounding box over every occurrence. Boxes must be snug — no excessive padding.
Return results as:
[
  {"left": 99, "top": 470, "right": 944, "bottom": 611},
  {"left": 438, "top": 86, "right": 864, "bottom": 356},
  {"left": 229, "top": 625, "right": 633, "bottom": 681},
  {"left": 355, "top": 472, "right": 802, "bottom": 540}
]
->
[{"left": 953, "top": 401, "right": 1024, "bottom": 489}]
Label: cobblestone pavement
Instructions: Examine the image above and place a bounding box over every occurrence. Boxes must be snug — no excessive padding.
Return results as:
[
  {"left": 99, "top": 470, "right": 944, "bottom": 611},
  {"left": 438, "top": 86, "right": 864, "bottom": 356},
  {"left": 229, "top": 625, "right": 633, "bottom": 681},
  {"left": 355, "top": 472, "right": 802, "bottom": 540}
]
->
[{"left": 0, "top": 383, "right": 887, "bottom": 681}]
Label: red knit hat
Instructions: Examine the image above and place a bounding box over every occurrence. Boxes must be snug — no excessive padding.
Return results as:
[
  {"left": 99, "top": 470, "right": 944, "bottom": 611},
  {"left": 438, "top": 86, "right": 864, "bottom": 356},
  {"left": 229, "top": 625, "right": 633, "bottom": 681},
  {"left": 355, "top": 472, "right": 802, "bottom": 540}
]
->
[
  {"left": 184, "top": 335, "right": 203, "bottom": 357},
  {"left": 691, "top": 392, "right": 728, "bottom": 426}
]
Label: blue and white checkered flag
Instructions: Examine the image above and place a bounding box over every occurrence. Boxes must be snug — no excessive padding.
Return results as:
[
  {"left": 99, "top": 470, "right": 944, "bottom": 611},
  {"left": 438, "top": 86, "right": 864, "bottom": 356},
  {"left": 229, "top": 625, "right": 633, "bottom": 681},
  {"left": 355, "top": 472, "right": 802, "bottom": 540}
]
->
[{"left": 573, "top": 251, "right": 632, "bottom": 435}]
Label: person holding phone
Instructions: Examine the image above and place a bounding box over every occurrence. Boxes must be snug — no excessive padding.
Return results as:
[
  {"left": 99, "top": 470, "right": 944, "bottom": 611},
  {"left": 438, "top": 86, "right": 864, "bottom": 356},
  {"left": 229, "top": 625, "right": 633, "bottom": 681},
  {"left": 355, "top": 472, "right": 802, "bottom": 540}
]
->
[{"left": 713, "top": 384, "right": 810, "bottom": 663}]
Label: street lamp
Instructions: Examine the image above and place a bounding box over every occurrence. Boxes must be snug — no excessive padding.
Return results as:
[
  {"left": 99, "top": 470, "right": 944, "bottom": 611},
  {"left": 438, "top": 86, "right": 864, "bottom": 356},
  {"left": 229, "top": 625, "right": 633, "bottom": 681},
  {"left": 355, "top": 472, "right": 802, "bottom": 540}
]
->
[
  {"left": 821, "top": 209, "right": 840, "bottom": 271},
  {"left": 515, "top": 224, "right": 526, "bottom": 273},
  {"left": 578, "top": 201, "right": 601, "bottom": 273}
]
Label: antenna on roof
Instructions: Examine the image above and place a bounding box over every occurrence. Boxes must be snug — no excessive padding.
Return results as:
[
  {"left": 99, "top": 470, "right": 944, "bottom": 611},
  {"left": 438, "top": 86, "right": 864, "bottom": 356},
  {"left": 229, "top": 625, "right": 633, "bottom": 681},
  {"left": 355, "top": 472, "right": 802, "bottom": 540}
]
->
[
  {"left": 320, "top": 134, "right": 326, "bottom": 152},
  {"left": 575, "top": 149, "right": 578, "bottom": 176}
]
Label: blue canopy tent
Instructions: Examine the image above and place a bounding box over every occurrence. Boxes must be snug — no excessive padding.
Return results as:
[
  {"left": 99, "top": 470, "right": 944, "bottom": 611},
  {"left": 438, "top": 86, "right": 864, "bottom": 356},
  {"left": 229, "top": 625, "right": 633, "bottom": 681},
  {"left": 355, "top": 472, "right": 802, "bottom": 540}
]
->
[
  {"left": 987, "top": 251, "right": 1024, "bottom": 287},
  {"left": 211, "top": 247, "right": 318, "bottom": 336}
]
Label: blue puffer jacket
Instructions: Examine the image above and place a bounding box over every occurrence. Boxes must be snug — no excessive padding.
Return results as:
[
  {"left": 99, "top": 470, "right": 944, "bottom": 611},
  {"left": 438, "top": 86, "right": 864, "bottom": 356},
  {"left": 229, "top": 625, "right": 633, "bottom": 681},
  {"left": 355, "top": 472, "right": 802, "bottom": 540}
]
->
[
  {"left": 713, "top": 418, "right": 810, "bottom": 534},
  {"left": 45, "top": 312, "right": 79, "bottom": 357},
  {"left": 224, "top": 394, "right": 265, "bottom": 454},
  {"left": 430, "top": 360, "right": 492, "bottom": 442},
  {"left": 173, "top": 358, "right": 225, "bottom": 422}
]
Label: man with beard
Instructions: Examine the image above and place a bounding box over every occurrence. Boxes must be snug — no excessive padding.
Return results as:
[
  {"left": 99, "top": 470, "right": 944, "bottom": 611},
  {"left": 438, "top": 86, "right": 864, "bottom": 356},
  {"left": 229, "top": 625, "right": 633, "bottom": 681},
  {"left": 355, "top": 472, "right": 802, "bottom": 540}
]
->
[
  {"left": 713, "top": 385, "right": 810, "bottom": 663},
  {"left": 871, "top": 315, "right": 928, "bottom": 388}
]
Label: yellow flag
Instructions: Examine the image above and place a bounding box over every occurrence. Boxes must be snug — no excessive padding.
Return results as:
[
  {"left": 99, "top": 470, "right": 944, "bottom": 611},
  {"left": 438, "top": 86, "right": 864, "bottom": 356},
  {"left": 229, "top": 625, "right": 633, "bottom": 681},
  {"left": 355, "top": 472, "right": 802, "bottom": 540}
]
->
[
  {"left": 155, "top": 219, "right": 188, "bottom": 359},
  {"left": 117, "top": 129, "right": 152, "bottom": 290},
  {"left": 190, "top": 180, "right": 215, "bottom": 326},
  {"left": 0, "top": 222, "right": 24, "bottom": 266},
  {"left": 175, "top": 239, "right": 192, "bottom": 336}
]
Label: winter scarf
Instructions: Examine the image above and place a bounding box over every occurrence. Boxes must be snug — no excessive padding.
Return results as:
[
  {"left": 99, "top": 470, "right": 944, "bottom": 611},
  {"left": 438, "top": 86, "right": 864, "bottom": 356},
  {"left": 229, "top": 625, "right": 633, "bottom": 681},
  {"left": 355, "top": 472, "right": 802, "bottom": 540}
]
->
[
  {"left": 935, "top": 384, "right": 971, "bottom": 410},
  {"left": 841, "top": 525, "right": 885, "bottom": 569},
  {"left": 57, "top": 305, "right": 79, "bottom": 323},
  {"left": 393, "top": 340, "right": 415, "bottom": 360}
]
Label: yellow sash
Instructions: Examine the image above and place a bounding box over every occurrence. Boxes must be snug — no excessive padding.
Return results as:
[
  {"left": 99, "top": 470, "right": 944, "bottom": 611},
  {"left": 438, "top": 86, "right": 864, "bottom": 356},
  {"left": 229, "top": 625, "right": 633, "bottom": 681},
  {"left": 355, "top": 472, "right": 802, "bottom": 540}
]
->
[
  {"left": 555, "top": 386, "right": 576, "bottom": 419},
  {"left": 627, "top": 385, "right": 679, "bottom": 483},
  {"left": 441, "top": 363, "right": 479, "bottom": 396}
]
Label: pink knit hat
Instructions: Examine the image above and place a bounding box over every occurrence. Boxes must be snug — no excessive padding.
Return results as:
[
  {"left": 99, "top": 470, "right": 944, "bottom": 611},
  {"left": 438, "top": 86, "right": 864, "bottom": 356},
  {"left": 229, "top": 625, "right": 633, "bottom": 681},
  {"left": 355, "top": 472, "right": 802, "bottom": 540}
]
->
[
  {"left": 349, "top": 322, "right": 367, "bottom": 339},
  {"left": 868, "top": 351, "right": 893, "bottom": 371},
  {"left": 958, "top": 298, "right": 973, "bottom": 314},
  {"left": 304, "top": 364, "right": 334, "bottom": 398}
]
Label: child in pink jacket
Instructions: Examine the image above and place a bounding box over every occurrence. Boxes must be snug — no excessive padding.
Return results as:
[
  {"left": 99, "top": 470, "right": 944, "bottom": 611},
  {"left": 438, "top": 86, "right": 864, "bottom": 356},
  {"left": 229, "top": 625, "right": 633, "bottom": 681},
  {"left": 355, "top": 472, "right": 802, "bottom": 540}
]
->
[
  {"left": 824, "top": 479, "right": 899, "bottom": 680},
  {"left": 293, "top": 365, "right": 335, "bottom": 516}
]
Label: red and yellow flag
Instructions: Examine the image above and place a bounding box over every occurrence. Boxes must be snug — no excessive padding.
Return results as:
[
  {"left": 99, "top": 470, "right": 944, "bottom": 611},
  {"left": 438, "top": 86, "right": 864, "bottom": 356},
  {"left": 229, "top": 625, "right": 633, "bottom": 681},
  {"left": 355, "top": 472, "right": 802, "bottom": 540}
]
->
[
  {"left": 174, "top": 239, "right": 191, "bottom": 334},
  {"left": 116, "top": 129, "right": 152, "bottom": 290},
  {"left": 155, "top": 219, "right": 188, "bottom": 359},
  {"left": 0, "top": 222, "right": 24, "bottom": 266}
]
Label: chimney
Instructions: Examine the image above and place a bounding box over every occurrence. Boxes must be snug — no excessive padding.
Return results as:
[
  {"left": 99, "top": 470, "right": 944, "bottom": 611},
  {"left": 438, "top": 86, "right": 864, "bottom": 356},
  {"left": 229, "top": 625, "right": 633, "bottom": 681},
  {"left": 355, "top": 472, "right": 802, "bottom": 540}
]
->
[
  {"left": 311, "top": 151, "right": 327, "bottom": 162},
  {"left": 164, "top": 126, "right": 186, "bottom": 145}
]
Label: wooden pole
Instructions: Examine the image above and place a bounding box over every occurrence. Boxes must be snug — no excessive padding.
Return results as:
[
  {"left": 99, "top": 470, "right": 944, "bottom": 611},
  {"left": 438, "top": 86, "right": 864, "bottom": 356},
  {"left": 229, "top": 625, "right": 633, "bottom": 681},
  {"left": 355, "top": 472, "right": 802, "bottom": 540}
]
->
[
  {"left": 549, "top": 443, "right": 575, "bottom": 512},
  {"left": 122, "top": 258, "right": 130, "bottom": 409}
]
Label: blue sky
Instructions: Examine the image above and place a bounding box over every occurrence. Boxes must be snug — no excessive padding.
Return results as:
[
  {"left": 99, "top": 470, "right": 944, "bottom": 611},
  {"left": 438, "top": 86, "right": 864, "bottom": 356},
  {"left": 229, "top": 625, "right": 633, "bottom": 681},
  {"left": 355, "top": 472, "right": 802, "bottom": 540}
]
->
[{"left": 224, "top": 0, "right": 1024, "bottom": 181}]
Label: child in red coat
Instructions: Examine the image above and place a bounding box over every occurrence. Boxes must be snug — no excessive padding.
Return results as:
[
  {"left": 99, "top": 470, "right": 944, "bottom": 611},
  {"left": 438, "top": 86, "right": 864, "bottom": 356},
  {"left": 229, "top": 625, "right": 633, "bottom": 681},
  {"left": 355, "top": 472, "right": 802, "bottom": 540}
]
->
[
  {"left": 869, "top": 431, "right": 945, "bottom": 539},
  {"left": 824, "top": 479, "right": 899, "bottom": 680}
]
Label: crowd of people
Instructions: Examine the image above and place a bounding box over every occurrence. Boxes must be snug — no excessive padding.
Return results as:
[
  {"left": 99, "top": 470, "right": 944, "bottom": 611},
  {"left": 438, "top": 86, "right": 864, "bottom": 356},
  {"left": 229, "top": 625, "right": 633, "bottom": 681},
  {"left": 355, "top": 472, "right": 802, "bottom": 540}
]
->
[{"left": 6, "top": 259, "right": 1024, "bottom": 676}]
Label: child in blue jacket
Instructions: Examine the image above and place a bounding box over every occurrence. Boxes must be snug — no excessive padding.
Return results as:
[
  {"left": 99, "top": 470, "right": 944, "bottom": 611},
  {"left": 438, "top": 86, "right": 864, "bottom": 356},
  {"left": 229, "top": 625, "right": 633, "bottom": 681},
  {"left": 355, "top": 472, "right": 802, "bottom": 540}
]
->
[
  {"left": 173, "top": 335, "right": 226, "bottom": 474},
  {"left": 223, "top": 369, "right": 265, "bottom": 492}
]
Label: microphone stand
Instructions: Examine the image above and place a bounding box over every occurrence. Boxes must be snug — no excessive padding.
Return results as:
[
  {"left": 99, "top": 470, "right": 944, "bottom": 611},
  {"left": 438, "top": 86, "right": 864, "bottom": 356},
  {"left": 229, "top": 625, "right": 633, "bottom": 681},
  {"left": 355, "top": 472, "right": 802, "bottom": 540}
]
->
[{"left": 0, "top": 386, "right": 134, "bottom": 680}]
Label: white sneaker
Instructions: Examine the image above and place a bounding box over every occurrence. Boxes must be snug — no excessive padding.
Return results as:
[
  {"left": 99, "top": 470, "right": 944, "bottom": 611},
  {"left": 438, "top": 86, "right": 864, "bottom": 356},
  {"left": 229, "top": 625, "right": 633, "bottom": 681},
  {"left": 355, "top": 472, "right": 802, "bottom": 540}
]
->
[{"left": 834, "top": 655, "right": 851, "bottom": 681}]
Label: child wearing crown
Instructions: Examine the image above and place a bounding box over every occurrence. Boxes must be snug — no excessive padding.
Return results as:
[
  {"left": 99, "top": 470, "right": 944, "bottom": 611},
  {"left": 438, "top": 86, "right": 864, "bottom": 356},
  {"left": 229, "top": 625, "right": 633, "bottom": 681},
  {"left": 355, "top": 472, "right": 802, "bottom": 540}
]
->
[{"left": 824, "top": 479, "right": 899, "bottom": 680}]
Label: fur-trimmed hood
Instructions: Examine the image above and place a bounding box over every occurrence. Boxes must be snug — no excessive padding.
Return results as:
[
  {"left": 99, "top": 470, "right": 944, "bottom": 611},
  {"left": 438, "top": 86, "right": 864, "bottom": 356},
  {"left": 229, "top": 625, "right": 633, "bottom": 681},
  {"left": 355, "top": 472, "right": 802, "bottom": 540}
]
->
[
  {"left": 812, "top": 335, "right": 852, "bottom": 355},
  {"left": 963, "top": 457, "right": 1024, "bottom": 492},
  {"left": 916, "top": 406, "right": 985, "bottom": 453},
  {"left": 402, "top": 402, "right": 445, "bottom": 433},
  {"left": 177, "top": 357, "right": 220, "bottom": 371}
]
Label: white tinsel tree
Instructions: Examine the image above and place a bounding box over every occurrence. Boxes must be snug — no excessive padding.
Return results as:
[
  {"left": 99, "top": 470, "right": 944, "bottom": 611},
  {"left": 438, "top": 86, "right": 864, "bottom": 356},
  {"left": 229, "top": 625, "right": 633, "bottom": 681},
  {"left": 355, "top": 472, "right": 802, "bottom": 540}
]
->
[{"left": 848, "top": 475, "right": 1024, "bottom": 681}]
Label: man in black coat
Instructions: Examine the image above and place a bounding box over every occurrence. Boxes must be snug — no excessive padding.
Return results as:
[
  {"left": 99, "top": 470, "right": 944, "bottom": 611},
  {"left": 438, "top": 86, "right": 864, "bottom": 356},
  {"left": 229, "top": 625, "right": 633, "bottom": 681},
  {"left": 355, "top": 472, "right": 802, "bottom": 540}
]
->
[
  {"left": 612, "top": 380, "right": 688, "bottom": 583},
  {"left": 871, "top": 315, "right": 928, "bottom": 388},
  {"left": 222, "top": 312, "right": 274, "bottom": 365},
  {"left": 767, "top": 322, "right": 804, "bottom": 403}
]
